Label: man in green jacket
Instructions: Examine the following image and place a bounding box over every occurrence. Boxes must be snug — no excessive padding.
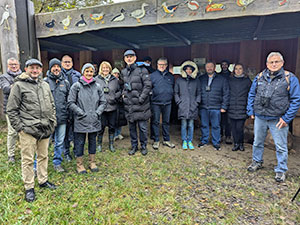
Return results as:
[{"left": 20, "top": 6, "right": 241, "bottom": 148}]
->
[{"left": 7, "top": 59, "right": 57, "bottom": 202}]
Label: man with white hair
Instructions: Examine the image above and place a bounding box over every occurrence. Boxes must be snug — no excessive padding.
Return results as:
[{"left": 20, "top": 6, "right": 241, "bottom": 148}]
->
[
  {"left": 247, "top": 52, "right": 300, "bottom": 182},
  {"left": 0, "top": 57, "right": 22, "bottom": 163}
]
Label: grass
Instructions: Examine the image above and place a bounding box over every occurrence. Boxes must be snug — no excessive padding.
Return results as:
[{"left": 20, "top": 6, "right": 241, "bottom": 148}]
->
[{"left": 0, "top": 120, "right": 300, "bottom": 224}]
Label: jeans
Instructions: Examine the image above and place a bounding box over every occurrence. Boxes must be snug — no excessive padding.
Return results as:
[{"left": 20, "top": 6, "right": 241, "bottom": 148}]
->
[
  {"left": 230, "top": 119, "right": 246, "bottom": 144},
  {"left": 53, "top": 124, "right": 66, "bottom": 166},
  {"left": 252, "top": 117, "right": 289, "bottom": 173},
  {"left": 74, "top": 132, "right": 97, "bottom": 157},
  {"left": 200, "top": 109, "right": 221, "bottom": 146},
  {"left": 114, "top": 127, "right": 122, "bottom": 137},
  {"left": 181, "top": 119, "right": 194, "bottom": 142},
  {"left": 64, "top": 121, "right": 75, "bottom": 157},
  {"left": 129, "top": 120, "right": 148, "bottom": 148},
  {"left": 221, "top": 112, "right": 231, "bottom": 137},
  {"left": 151, "top": 104, "right": 172, "bottom": 142},
  {"left": 98, "top": 110, "right": 117, "bottom": 135}
]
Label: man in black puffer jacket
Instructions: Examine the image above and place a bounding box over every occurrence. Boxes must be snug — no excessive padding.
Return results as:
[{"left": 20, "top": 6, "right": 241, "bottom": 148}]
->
[
  {"left": 45, "top": 58, "right": 70, "bottom": 173},
  {"left": 121, "top": 50, "right": 152, "bottom": 156}
]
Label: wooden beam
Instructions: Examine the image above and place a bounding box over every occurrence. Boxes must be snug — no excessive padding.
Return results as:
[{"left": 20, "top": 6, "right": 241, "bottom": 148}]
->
[
  {"left": 45, "top": 37, "right": 98, "bottom": 51},
  {"left": 158, "top": 24, "right": 191, "bottom": 46},
  {"left": 252, "top": 16, "right": 266, "bottom": 40}
]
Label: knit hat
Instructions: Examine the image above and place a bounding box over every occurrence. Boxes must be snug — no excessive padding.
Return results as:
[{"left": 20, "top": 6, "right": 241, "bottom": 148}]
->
[
  {"left": 25, "top": 58, "right": 43, "bottom": 67},
  {"left": 111, "top": 68, "right": 120, "bottom": 74},
  {"left": 81, "top": 63, "right": 95, "bottom": 74},
  {"left": 49, "top": 58, "right": 61, "bottom": 70}
]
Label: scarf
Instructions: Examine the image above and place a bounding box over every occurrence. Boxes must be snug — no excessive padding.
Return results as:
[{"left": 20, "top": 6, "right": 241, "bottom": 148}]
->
[{"left": 7, "top": 69, "right": 22, "bottom": 78}]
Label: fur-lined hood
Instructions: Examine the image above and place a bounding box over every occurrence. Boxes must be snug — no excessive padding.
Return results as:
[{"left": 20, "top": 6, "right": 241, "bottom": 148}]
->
[{"left": 180, "top": 61, "right": 198, "bottom": 79}]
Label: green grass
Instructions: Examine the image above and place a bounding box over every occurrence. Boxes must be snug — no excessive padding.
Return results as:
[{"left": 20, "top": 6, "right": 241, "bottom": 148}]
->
[{"left": 0, "top": 121, "right": 300, "bottom": 224}]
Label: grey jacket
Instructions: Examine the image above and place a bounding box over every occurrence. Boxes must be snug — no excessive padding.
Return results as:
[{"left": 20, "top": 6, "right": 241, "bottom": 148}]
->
[{"left": 68, "top": 77, "right": 107, "bottom": 133}]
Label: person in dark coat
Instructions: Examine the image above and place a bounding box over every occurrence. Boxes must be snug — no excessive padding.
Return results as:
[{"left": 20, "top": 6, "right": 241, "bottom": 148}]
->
[
  {"left": 199, "top": 61, "right": 230, "bottom": 150},
  {"left": 44, "top": 58, "right": 70, "bottom": 172},
  {"left": 96, "top": 61, "right": 121, "bottom": 152},
  {"left": 143, "top": 56, "right": 155, "bottom": 74},
  {"left": 121, "top": 50, "right": 152, "bottom": 156},
  {"left": 174, "top": 61, "right": 201, "bottom": 151},
  {"left": 68, "top": 63, "right": 107, "bottom": 174},
  {"left": 228, "top": 63, "right": 252, "bottom": 151}
]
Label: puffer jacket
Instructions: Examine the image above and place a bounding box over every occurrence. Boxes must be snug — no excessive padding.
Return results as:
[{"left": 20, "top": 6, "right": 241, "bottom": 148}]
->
[
  {"left": 68, "top": 77, "right": 107, "bottom": 133},
  {"left": 45, "top": 71, "right": 70, "bottom": 125},
  {"left": 95, "top": 74, "right": 121, "bottom": 112},
  {"left": 61, "top": 68, "right": 81, "bottom": 86},
  {"left": 6, "top": 72, "right": 56, "bottom": 139},
  {"left": 121, "top": 64, "right": 152, "bottom": 123},
  {"left": 174, "top": 61, "right": 201, "bottom": 120},
  {"left": 0, "top": 70, "right": 22, "bottom": 113}
]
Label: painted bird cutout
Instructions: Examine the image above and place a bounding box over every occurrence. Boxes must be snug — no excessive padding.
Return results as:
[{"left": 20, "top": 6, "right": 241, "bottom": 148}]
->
[
  {"left": 90, "top": 13, "right": 105, "bottom": 24},
  {"left": 61, "top": 15, "right": 72, "bottom": 30},
  {"left": 185, "top": 0, "right": 200, "bottom": 16},
  {"left": 161, "top": 2, "right": 180, "bottom": 17},
  {"left": 45, "top": 19, "right": 55, "bottom": 31},
  {"left": 76, "top": 14, "right": 87, "bottom": 27},
  {"left": 0, "top": 4, "right": 11, "bottom": 31},
  {"left": 111, "top": 9, "right": 125, "bottom": 22},
  {"left": 206, "top": 0, "right": 226, "bottom": 12},
  {"left": 279, "top": 0, "right": 288, "bottom": 6},
  {"left": 236, "top": 0, "right": 255, "bottom": 10},
  {"left": 130, "top": 3, "right": 149, "bottom": 23}
]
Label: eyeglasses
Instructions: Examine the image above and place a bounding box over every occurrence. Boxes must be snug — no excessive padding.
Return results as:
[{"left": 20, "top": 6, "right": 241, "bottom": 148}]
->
[
  {"left": 8, "top": 64, "right": 19, "bottom": 66},
  {"left": 62, "top": 61, "right": 71, "bottom": 64},
  {"left": 157, "top": 63, "right": 167, "bottom": 66},
  {"left": 267, "top": 60, "right": 282, "bottom": 65}
]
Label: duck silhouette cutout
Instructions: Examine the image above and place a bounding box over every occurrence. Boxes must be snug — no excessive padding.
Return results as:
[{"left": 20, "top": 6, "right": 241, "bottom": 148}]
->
[
  {"left": 0, "top": 4, "right": 11, "bottom": 30},
  {"left": 130, "top": 3, "right": 149, "bottom": 23},
  {"left": 206, "top": 0, "right": 225, "bottom": 12},
  {"left": 111, "top": 9, "right": 125, "bottom": 22},
  {"left": 76, "top": 14, "right": 87, "bottom": 27},
  {"left": 162, "top": 2, "right": 180, "bottom": 17},
  {"left": 61, "top": 15, "right": 72, "bottom": 30},
  {"left": 90, "top": 13, "right": 105, "bottom": 24},
  {"left": 236, "top": 0, "right": 255, "bottom": 10},
  {"left": 45, "top": 19, "right": 55, "bottom": 31},
  {"left": 185, "top": 0, "right": 200, "bottom": 16},
  {"left": 279, "top": 0, "right": 288, "bottom": 6}
]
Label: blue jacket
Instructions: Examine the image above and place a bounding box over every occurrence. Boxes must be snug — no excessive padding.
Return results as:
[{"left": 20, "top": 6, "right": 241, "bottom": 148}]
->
[
  {"left": 61, "top": 68, "right": 81, "bottom": 86},
  {"left": 150, "top": 70, "right": 174, "bottom": 105},
  {"left": 247, "top": 68, "right": 300, "bottom": 124}
]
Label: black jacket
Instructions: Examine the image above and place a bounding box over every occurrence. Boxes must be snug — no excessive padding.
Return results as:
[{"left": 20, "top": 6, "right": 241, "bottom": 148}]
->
[
  {"left": 228, "top": 76, "right": 252, "bottom": 120},
  {"left": 121, "top": 64, "right": 152, "bottom": 123}
]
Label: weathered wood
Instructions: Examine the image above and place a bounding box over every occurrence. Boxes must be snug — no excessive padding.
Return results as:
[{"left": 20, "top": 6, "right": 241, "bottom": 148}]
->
[
  {"left": 41, "top": 51, "right": 48, "bottom": 75},
  {"left": 79, "top": 50, "right": 92, "bottom": 70}
]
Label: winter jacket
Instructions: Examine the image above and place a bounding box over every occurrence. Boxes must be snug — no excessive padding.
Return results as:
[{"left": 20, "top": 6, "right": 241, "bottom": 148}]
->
[
  {"left": 228, "top": 75, "right": 252, "bottom": 120},
  {"left": 199, "top": 73, "right": 230, "bottom": 110},
  {"left": 44, "top": 71, "right": 70, "bottom": 125},
  {"left": 0, "top": 70, "right": 22, "bottom": 113},
  {"left": 247, "top": 68, "right": 300, "bottom": 124},
  {"left": 174, "top": 61, "right": 201, "bottom": 120},
  {"left": 116, "top": 78, "right": 127, "bottom": 127},
  {"left": 61, "top": 68, "right": 81, "bottom": 86},
  {"left": 150, "top": 69, "right": 175, "bottom": 105},
  {"left": 6, "top": 72, "right": 56, "bottom": 139},
  {"left": 95, "top": 74, "right": 121, "bottom": 112},
  {"left": 218, "top": 70, "right": 231, "bottom": 80},
  {"left": 68, "top": 77, "right": 107, "bottom": 133},
  {"left": 121, "top": 64, "right": 152, "bottom": 123}
]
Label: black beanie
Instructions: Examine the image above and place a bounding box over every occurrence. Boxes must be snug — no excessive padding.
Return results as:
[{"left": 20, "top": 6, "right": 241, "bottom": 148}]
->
[{"left": 49, "top": 58, "right": 61, "bottom": 70}]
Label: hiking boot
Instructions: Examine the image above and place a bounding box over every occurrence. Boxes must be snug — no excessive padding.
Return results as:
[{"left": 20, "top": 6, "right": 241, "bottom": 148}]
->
[
  {"left": 128, "top": 146, "right": 138, "bottom": 156},
  {"left": 247, "top": 161, "right": 263, "bottom": 172},
  {"left": 109, "top": 135, "right": 115, "bottom": 152},
  {"left": 8, "top": 156, "right": 15, "bottom": 163},
  {"left": 152, "top": 141, "right": 160, "bottom": 150},
  {"left": 198, "top": 142, "right": 208, "bottom": 148},
  {"left": 76, "top": 156, "right": 87, "bottom": 174},
  {"left": 25, "top": 188, "right": 35, "bottom": 202},
  {"left": 213, "top": 145, "right": 221, "bottom": 151},
  {"left": 118, "top": 134, "right": 124, "bottom": 140},
  {"left": 188, "top": 141, "right": 194, "bottom": 150},
  {"left": 225, "top": 136, "right": 232, "bottom": 145},
  {"left": 141, "top": 146, "right": 148, "bottom": 156},
  {"left": 39, "top": 181, "right": 56, "bottom": 189},
  {"left": 54, "top": 164, "right": 65, "bottom": 173},
  {"left": 182, "top": 141, "right": 188, "bottom": 150},
  {"left": 65, "top": 154, "right": 72, "bottom": 162},
  {"left": 162, "top": 141, "right": 175, "bottom": 148},
  {"left": 89, "top": 154, "right": 99, "bottom": 172},
  {"left": 239, "top": 143, "right": 245, "bottom": 151},
  {"left": 275, "top": 172, "right": 286, "bottom": 182},
  {"left": 232, "top": 143, "right": 239, "bottom": 151}
]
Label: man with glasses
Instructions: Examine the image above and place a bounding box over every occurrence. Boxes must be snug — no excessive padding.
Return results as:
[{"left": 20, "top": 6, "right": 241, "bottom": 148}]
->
[
  {"left": 0, "top": 58, "right": 22, "bottom": 163},
  {"left": 247, "top": 52, "right": 300, "bottom": 182},
  {"left": 150, "top": 57, "right": 175, "bottom": 150}
]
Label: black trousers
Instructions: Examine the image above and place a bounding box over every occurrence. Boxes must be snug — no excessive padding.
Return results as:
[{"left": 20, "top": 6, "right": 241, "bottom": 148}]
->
[
  {"left": 221, "top": 112, "right": 231, "bottom": 137},
  {"left": 230, "top": 118, "right": 246, "bottom": 144},
  {"left": 74, "top": 132, "right": 97, "bottom": 157},
  {"left": 98, "top": 110, "right": 117, "bottom": 135},
  {"left": 129, "top": 120, "right": 148, "bottom": 148}
]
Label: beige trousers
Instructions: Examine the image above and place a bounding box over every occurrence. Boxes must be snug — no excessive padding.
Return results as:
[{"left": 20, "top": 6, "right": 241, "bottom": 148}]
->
[
  {"left": 19, "top": 131, "right": 49, "bottom": 190},
  {"left": 5, "top": 114, "right": 18, "bottom": 157}
]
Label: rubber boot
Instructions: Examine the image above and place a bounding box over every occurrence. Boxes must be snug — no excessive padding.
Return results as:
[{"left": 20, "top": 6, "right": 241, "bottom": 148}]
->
[
  {"left": 76, "top": 156, "right": 87, "bottom": 174},
  {"left": 109, "top": 134, "right": 115, "bottom": 152},
  {"left": 97, "top": 135, "right": 103, "bottom": 152},
  {"left": 89, "top": 154, "right": 99, "bottom": 172}
]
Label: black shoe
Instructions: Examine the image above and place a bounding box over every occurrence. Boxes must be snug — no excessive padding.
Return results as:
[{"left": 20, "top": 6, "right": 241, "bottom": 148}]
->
[
  {"left": 198, "top": 142, "right": 208, "bottom": 148},
  {"left": 25, "top": 188, "right": 35, "bottom": 202},
  {"left": 141, "top": 147, "right": 148, "bottom": 156},
  {"left": 213, "top": 145, "right": 221, "bottom": 151},
  {"left": 128, "top": 146, "right": 138, "bottom": 155},
  {"left": 239, "top": 143, "right": 245, "bottom": 151},
  {"left": 39, "top": 181, "right": 57, "bottom": 190},
  {"left": 232, "top": 143, "right": 239, "bottom": 151},
  {"left": 65, "top": 154, "right": 72, "bottom": 162},
  {"left": 225, "top": 136, "right": 232, "bottom": 145}
]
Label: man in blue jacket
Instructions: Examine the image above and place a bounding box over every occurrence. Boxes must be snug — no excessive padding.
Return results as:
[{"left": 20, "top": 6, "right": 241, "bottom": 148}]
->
[
  {"left": 150, "top": 57, "right": 175, "bottom": 150},
  {"left": 247, "top": 52, "right": 300, "bottom": 182}
]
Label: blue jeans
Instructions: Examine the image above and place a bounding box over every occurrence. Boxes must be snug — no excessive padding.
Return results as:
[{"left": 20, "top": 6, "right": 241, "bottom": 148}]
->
[
  {"left": 53, "top": 124, "right": 66, "bottom": 166},
  {"left": 114, "top": 127, "right": 122, "bottom": 137},
  {"left": 129, "top": 120, "right": 148, "bottom": 148},
  {"left": 151, "top": 104, "right": 172, "bottom": 142},
  {"left": 252, "top": 117, "right": 289, "bottom": 173},
  {"left": 74, "top": 132, "right": 97, "bottom": 157},
  {"left": 200, "top": 109, "right": 221, "bottom": 146},
  {"left": 181, "top": 119, "right": 194, "bottom": 142}
]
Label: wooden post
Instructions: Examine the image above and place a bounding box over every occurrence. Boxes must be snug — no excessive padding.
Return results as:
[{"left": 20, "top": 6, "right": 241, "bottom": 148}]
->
[
  {"left": 41, "top": 51, "right": 48, "bottom": 76},
  {"left": 79, "top": 51, "right": 92, "bottom": 70},
  {"left": 292, "top": 37, "right": 300, "bottom": 137}
]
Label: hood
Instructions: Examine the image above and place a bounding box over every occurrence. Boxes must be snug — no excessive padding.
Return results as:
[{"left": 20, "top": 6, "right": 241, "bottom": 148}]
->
[
  {"left": 46, "top": 70, "right": 64, "bottom": 81},
  {"left": 14, "top": 72, "right": 42, "bottom": 83},
  {"left": 180, "top": 61, "right": 198, "bottom": 79}
]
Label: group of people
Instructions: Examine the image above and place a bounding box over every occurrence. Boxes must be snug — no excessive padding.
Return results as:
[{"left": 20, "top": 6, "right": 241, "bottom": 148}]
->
[{"left": 1, "top": 50, "right": 300, "bottom": 203}]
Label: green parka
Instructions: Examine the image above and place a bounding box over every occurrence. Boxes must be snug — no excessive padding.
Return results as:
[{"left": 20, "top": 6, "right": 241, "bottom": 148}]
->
[{"left": 6, "top": 72, "right": 57, "bottom": 139}]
